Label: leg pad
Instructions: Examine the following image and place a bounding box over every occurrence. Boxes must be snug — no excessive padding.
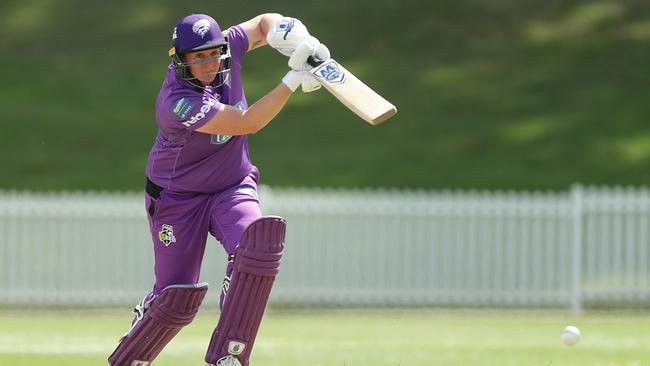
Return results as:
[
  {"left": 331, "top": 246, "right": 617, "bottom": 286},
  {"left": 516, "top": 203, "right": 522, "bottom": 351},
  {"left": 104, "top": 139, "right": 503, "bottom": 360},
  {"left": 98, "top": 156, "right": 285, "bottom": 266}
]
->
[
  {"left": 108, "top": 283, "right": 208, "bottom": 366},
  {"left": 205, "top": 216, "right": 286, "bottom": 366}
]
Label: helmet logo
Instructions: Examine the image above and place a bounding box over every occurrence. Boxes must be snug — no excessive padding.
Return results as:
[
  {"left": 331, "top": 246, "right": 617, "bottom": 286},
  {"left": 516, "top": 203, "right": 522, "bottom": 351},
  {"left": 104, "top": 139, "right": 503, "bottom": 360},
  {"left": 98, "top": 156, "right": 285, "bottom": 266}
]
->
[
  {"left": 192, "top": 19, "right": 211, "bottom": 38},
  {"left": 172, "top": 27, "right": 177, "bottom": 40}
]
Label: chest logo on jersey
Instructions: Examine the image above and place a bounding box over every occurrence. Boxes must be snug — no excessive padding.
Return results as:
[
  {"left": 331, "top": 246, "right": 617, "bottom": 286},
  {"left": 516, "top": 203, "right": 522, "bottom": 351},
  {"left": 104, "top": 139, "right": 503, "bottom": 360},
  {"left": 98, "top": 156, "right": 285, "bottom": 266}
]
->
[
  {"left": 210, "top": 101, "right": 246, "bottom": 144},
  {"left": 158, "top": 224, "right": 176, "bottom": 247},
  {"left": 172, "top": 98, "right": 194, "bottom": 119}
]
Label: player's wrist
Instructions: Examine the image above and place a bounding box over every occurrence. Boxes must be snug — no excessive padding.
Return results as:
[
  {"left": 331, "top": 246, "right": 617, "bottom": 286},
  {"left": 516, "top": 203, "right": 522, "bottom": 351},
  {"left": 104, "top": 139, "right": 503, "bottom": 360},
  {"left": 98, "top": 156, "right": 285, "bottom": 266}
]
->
[{"left": 281, "top": 70, "right": 302, "bottom": 92}]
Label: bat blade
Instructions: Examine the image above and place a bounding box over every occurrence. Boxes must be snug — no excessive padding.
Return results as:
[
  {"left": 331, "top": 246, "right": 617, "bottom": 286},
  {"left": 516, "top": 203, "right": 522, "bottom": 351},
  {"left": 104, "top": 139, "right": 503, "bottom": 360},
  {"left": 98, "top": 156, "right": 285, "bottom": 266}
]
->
[{"left": 309, "top": 58, "right": 397, "bottom": 125}]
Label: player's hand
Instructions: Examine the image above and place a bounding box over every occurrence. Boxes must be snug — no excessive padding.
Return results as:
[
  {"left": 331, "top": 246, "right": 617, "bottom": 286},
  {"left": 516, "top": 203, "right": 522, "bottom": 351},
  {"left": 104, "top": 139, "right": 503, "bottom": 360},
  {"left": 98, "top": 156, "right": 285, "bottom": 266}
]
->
[
  {"left": 267, "top": 17, "right": 328, "bottom": 62},
  {"left": 301, "top": 73, "right": 321, "bottom": 92},
  {"left": 281, "top": 70, "right": 320, "bottom": 93},
  {"left": 288, "top": 42, "right": 330, "bottom": 72},
  {"left": 266, "top": 17, "right": 313, "bottom": 57}
]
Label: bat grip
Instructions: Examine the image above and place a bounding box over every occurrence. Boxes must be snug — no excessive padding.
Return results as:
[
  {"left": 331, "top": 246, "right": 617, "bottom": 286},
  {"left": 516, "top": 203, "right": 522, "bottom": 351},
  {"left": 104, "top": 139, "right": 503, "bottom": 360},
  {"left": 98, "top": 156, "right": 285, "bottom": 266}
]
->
[{"left": 307, "top": 55, "right": 324, "bottom": 68}]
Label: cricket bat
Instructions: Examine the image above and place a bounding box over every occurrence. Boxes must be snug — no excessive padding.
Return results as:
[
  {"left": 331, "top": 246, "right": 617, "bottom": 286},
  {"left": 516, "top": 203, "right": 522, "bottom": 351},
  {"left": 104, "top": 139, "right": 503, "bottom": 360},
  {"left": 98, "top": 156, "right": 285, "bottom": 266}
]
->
[{"left": 308, "top": 57, "right": 397, "bottom": 126}]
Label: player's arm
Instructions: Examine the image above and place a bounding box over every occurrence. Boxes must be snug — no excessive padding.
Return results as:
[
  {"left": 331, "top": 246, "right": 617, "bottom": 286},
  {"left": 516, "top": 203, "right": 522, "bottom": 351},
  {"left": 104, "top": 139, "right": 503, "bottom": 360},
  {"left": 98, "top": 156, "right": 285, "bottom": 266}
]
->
[
  {"left": 196, "top": 84, "right": 290, "bottom": 135},
  {"left": 238, "top": 14, "right": 330, "bottom": 63},
  {"left": 236, "top": 13, "right": 283, "bottom": 52},
  {"left": 195, "top": 71, "right": 308, "bottom": 136}
]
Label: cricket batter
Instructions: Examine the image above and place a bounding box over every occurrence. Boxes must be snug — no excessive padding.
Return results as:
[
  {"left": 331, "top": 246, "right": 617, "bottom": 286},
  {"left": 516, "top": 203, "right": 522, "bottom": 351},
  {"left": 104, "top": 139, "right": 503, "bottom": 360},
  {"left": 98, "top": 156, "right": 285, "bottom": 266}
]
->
[{"left": 108, "top": 13, "right": 329, "bottom": 366}]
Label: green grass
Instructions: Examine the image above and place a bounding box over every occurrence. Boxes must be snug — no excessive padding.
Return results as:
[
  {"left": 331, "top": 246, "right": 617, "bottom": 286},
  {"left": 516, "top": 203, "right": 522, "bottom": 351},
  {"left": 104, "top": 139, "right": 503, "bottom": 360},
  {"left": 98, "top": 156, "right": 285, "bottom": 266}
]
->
[
  {"left": 1, "top": 308, "right": 649, "bottom": 365},
  {"left": 1, "top": 0, "right": 650, "bottom": 190}
]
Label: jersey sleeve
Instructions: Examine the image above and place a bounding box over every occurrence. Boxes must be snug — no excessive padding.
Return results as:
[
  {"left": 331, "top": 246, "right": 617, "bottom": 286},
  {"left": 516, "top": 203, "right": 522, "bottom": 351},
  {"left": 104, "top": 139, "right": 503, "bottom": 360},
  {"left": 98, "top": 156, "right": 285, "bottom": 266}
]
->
[
  {"left": 226, "top": 25, "right": 249, "bottom": 61},
  {"left": 157, "top": 89, "right": 222, "bottom": 133}
]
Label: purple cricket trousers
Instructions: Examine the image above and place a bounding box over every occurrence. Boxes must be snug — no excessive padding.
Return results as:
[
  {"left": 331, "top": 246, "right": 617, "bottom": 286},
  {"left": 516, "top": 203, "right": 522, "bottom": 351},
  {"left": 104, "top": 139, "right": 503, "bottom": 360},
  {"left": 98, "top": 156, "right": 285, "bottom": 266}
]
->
[{"left": 145, "top": 171, "right": 261, "bottom": 304}]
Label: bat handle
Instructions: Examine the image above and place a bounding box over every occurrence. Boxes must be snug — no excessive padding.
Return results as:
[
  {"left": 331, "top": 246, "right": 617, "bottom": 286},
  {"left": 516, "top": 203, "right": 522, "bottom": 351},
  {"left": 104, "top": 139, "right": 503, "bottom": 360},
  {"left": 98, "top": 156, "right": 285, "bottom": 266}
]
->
[{"left": 307, "top": 55, "right": 324, "bottom": 68}]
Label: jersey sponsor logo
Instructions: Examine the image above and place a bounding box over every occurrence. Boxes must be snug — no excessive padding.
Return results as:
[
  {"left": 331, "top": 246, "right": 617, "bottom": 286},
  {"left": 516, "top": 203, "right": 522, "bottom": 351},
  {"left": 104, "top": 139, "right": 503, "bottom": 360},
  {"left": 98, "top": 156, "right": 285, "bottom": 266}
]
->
[
  {"left": 192, "top": 19, "right": 211, "bottom": 38},
  {"left": 234, "top": 185, "right": 258, "bottom": 199},
  {"left": 314, "top": 60, "right": 346, "bottom": 84},
  {"left": 182, "top": 98, "right": 217, "bottom": 127},
  {"left": 158, "top": 224, "right": 176, "bottom": 247},
  {"left": 172, "top": 98, "right": 193, "bottom": 119},
  {"left": 210, "top": 101, "right": 245, "bottom": 144},
  {"left": 210, "top": 134, "right": 232, "bottom": 144}
]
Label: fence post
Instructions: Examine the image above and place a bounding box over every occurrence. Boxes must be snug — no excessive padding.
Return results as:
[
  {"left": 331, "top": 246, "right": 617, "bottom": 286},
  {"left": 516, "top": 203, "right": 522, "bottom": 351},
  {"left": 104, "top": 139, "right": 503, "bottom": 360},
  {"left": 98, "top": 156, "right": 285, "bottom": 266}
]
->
[{"left": 570, "top": 184, "right": 583, "bottom": 314}]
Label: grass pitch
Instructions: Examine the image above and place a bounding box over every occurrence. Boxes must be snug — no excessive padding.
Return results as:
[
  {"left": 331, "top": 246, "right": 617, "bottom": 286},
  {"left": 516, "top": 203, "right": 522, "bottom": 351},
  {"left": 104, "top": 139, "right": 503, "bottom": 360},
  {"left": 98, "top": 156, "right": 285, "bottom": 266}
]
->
[{"left": 0, "top": 308, "right": 649, "bottom": 366}]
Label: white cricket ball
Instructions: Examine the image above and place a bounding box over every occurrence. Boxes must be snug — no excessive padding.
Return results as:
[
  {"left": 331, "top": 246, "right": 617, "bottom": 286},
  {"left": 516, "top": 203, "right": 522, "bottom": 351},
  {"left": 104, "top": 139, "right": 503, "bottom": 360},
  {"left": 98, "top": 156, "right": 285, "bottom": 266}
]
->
[{"left": 560, "top": 325, "right": 581, "bottom": 346}]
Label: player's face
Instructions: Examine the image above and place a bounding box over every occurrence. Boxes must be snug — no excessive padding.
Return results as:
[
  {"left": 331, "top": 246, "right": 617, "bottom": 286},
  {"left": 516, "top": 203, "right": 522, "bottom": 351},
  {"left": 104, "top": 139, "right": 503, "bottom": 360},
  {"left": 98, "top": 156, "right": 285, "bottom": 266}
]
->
[{"left": 185, "top": 48, "right": 223, "bottom": 86}]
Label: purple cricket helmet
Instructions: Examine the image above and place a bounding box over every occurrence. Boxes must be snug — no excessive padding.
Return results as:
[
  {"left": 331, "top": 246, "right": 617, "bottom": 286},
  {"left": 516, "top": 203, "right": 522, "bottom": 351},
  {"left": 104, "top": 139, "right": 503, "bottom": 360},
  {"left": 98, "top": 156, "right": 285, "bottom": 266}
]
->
[{"left": 168, "top": 14, "right": 231, "bottom": 88}]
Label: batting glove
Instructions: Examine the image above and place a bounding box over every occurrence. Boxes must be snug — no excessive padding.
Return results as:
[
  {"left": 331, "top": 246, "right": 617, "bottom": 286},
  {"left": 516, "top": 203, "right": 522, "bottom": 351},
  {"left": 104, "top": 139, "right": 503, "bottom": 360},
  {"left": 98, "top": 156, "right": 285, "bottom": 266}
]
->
[
  {"left": 301, "top": 73, "right": 321, "bottom": 92},
  {"left": 266, "top": 17, "right": 315, "bottom": 57},
  {"left": 288, "top": 42, "right": 330, "bottom": 72},
  {"left": 282, "top": 70, "right": 319, "bottom": 93}
]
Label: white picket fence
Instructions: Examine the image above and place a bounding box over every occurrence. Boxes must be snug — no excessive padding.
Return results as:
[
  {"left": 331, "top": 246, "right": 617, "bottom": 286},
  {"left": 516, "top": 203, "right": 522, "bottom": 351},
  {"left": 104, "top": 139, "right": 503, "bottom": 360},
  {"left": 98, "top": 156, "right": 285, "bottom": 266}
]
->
[{"left": 0, "top": 185, "right": 648, "bottom": 311}]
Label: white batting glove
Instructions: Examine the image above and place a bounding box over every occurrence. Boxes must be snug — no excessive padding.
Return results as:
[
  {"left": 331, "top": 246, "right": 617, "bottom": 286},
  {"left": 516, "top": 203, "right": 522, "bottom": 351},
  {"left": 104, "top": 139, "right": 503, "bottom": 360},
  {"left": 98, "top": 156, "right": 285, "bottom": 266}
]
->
[
  {"left": 281, "top": 70, "right": 319, "bottom": 93},
  {"left": 288, "top": 42, "right": 331, "bottom": 72},
  {"left": 267, "top": 17, "right": 328, "bottom": 63},
  {"left": 301, "top": 73, "right": 321, "bottom": 92},
  {"left": 266, "top": 17, "right": 314, "bottom": 56},
  {"left": 312, "top": 43, "right": 330, "bottom": 63}
]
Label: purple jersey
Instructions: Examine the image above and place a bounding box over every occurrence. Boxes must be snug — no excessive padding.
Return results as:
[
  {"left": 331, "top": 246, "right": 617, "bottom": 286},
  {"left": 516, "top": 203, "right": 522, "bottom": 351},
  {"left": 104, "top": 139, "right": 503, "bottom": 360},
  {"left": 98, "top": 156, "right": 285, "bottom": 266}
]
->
[{"left": 146, "top": 25, "right": 255, "bottom": 193}]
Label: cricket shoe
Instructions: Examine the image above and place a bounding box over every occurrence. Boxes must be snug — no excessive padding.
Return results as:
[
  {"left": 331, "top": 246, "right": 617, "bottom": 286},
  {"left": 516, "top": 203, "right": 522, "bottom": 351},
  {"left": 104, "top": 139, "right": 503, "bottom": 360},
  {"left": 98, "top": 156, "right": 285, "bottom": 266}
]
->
[{"left": 207, "top": 355, "right": 242, "bottom": 366}]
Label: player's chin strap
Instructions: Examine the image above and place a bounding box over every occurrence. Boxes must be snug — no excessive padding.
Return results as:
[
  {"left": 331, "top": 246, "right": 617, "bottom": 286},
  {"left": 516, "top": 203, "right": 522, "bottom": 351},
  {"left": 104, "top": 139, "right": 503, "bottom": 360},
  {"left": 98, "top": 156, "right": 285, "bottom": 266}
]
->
[{"left": 168, "top": 45, "right": 232, "bottom": 90}]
